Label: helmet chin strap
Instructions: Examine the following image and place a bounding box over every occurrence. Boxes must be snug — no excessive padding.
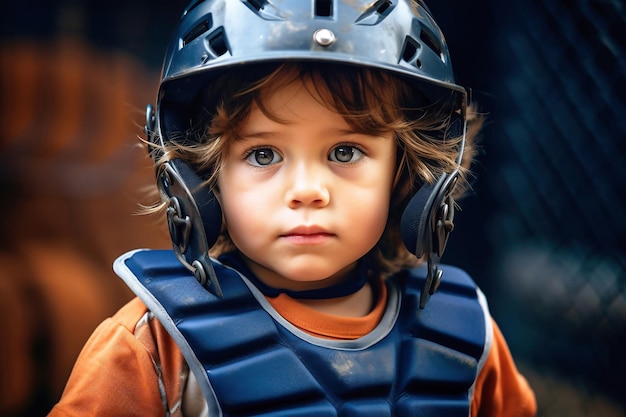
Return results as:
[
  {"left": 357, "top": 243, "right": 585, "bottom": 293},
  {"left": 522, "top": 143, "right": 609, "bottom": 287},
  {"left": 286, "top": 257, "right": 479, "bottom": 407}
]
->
[
  {"left": 155, "top": 159, "right": 457, "bottom": 305},
  {"left": 146, "top": 99, "right": 466, "bottom": 306}
]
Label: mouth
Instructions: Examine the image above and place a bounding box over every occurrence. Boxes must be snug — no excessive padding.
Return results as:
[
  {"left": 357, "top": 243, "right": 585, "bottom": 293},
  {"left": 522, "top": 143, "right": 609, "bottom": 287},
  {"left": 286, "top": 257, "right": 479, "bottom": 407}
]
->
[{"left": 280, "top": 226, "right": 335, "bottom": 245}]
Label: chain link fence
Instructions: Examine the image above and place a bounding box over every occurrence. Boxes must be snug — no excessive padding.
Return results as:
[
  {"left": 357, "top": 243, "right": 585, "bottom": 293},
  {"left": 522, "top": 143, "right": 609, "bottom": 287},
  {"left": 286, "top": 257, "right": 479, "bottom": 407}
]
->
[{"left": 439, "top": 0, "right": 625, "bottom": 412}]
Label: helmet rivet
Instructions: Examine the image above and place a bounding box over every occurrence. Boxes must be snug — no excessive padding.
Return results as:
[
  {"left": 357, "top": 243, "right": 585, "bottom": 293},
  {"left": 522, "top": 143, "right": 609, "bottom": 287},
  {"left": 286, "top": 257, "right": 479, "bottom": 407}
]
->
[{"left": 313, "top": 29, "right": 336, "bottom": 47}]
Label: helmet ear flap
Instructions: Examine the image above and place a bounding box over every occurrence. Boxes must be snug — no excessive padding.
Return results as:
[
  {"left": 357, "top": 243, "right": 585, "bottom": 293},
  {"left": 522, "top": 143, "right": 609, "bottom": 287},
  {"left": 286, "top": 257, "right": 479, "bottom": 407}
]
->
[
  {"left": 145, "top": 103, "right": 224, "bottom": 296},
  {"left": 157, "top": 158, "right": 224, "bottom": 297},
  {"left": 400, "top": 181, "right": 437, "bottom": 259},
  {"left": 400, "top": 171, "right": 459, "bottom": 308}
]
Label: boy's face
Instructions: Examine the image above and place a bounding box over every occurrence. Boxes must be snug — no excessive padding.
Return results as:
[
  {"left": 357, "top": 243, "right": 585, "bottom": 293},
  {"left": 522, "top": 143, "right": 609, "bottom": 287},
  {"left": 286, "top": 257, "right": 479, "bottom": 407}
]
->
[{"left": 216, "top": 80, "right": 396, "bottom": 291}]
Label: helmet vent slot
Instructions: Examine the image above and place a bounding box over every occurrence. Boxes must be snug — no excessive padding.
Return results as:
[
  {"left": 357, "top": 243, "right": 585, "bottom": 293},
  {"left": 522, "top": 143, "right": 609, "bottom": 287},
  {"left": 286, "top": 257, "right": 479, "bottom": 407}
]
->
[
  {"left": 315, "top": 0, "right": 333, "bottom": 17},
  {"left": 401, "top": 36, "right": 420, "bottom": 63},
  {"left": 420, "top": 27, "right": 444, "bottom": 62},
  {"left": 355, "top": 0, "right": 394, "bottom": 25},
  {"left": 373, "top": 0, "right": 393, "bottom": 15},
  {"left": 207, "top": 27, "right": 229, "bottom": 57},
  {"left": 244, "top": 0, "right": 267, "bottom": 11},
  {"left": 183, "top": 19, "right": 212, "bottom": 47}
]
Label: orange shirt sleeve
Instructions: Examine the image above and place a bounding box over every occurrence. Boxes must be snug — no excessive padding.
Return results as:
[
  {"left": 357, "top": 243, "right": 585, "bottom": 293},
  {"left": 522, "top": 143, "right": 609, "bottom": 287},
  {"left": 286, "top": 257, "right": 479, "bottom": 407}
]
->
[
  {"left": 471, "top": 319, "right": 537, "bottom": 417},
  {"left": 48, "top": 298, "right": 186, "bottom": 417}
]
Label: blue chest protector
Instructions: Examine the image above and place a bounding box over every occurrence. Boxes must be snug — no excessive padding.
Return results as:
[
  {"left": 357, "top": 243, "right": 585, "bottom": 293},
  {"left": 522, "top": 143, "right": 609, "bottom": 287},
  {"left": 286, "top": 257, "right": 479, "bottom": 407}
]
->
[{"left": 114, "top": 249, "right": 491, "bottom": 417}]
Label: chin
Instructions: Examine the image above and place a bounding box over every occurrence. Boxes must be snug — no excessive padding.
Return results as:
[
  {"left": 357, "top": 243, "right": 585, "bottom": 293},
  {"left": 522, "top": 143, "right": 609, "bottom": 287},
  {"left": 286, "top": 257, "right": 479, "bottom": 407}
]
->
[
  {"left": 282, "top": 269, "right": 336, "bottom": 283},
  {"left": 282, "top": 263, "right": 352, "bottom": 285}
]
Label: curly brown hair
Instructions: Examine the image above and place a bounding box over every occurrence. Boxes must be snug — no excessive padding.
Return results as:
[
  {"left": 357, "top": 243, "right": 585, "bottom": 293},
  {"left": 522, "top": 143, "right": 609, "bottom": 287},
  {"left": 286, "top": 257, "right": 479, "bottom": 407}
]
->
[{"left": 148, "top": 62, "right": 482, "bottom": 276}]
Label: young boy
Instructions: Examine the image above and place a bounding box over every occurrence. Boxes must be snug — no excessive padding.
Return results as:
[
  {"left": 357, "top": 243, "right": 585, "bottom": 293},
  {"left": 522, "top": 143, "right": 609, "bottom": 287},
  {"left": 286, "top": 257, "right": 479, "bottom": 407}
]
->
[{"left": 49, "top": 1, "right": 536, "bottom": 416}]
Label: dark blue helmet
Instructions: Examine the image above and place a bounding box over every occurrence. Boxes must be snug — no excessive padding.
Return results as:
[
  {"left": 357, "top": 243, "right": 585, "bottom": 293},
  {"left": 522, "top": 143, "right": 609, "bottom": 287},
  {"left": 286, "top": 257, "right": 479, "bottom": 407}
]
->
[{"left": 155, "top": 0, "right": 465, "bottom": 139}]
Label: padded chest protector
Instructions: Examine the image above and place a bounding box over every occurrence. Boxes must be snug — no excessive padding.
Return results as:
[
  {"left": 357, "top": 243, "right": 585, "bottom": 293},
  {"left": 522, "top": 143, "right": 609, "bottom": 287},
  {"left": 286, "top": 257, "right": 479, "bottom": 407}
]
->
[{"left": 114, "top": 249, "right": 490, "bottom": 417}]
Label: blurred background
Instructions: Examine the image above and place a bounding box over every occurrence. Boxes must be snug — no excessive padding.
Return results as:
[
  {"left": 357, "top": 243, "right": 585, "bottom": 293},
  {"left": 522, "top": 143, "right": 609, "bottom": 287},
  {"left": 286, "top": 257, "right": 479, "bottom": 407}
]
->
[{"left": 1, "top": 0, "right": 624, "bottom": 416}]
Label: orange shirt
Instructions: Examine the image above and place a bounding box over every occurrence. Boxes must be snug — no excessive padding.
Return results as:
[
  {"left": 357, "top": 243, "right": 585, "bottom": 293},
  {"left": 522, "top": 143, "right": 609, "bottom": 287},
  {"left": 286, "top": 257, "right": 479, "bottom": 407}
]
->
[{"left": 49, "top": 280, "right": 536, "bottom": 417}]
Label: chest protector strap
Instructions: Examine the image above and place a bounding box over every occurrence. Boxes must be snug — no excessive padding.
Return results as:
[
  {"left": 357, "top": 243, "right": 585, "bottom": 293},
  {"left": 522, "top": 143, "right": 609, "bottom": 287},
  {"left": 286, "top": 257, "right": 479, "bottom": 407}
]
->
[{"left": 114, "top": 249, "right": 491, "bottom": 417}]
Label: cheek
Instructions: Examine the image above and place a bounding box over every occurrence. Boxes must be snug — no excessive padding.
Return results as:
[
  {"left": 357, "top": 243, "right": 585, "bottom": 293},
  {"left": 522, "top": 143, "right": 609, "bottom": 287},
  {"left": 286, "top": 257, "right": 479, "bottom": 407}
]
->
[
  {"left": 217, "top": 184, "right": 270, "bottom": 248},
  {"left": 219, "top": 189, "right": 251, "bottom": 232},
  {"left": 343, "top": 182, "right": 392, "bottom": 236},
  {"left": 363, "top": 165, "right": 395, "bottom": 237},
  {"left": 366, "top": 193, "right": 392, "bottom": 234}
]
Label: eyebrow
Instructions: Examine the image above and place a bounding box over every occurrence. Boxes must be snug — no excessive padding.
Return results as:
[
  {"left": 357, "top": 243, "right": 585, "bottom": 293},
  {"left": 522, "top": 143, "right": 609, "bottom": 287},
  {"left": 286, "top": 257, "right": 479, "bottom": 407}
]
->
[
  {"left": 238, "top": 128, "right": 377, "bottom": 141},
  {"left": 237, "top": 130, "right": 277, "bottom": 140}
]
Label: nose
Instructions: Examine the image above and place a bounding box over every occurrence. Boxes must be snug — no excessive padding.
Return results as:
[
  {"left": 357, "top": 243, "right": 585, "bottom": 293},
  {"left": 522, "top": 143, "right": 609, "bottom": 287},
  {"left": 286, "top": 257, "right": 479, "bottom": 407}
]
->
[{"left": 285, "top": 162, "right": 330, "bottom": 209}]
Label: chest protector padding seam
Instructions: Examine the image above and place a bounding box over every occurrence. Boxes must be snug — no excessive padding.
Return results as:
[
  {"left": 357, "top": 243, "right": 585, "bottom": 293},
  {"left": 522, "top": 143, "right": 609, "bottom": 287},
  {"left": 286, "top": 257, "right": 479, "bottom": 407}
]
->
[{"left": 114, "top": 249, "right": 489, "bottom": 417}]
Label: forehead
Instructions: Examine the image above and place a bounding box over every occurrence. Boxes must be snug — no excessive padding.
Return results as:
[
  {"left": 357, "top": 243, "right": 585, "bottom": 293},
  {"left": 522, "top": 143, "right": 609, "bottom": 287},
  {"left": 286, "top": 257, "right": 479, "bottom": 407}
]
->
[
  {"left": 243, "top": 79, "right": 352, "bottom": 134},
  {"left": 255, "top": 65, "right": 335, "bottom": 104},
  {"left": 246, "top": 66, "right": 347, "bottom": 128}
]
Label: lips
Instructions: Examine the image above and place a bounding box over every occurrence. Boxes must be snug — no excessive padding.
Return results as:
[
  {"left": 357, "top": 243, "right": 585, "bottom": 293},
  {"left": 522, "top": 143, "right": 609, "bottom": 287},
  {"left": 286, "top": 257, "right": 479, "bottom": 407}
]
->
[
  {"left": 283, "top": 225, "right": 331, "bottom": 236},
  {"left": 280, "top": 225, "right": 335, "bottom": 245}
]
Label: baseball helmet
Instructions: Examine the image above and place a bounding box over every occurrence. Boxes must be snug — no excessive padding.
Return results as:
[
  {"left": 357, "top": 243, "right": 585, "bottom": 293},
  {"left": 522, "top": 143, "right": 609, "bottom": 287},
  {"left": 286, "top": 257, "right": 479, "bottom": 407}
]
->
[{"left": 146, "top": 0, "right": 467, "bottom": 306}]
